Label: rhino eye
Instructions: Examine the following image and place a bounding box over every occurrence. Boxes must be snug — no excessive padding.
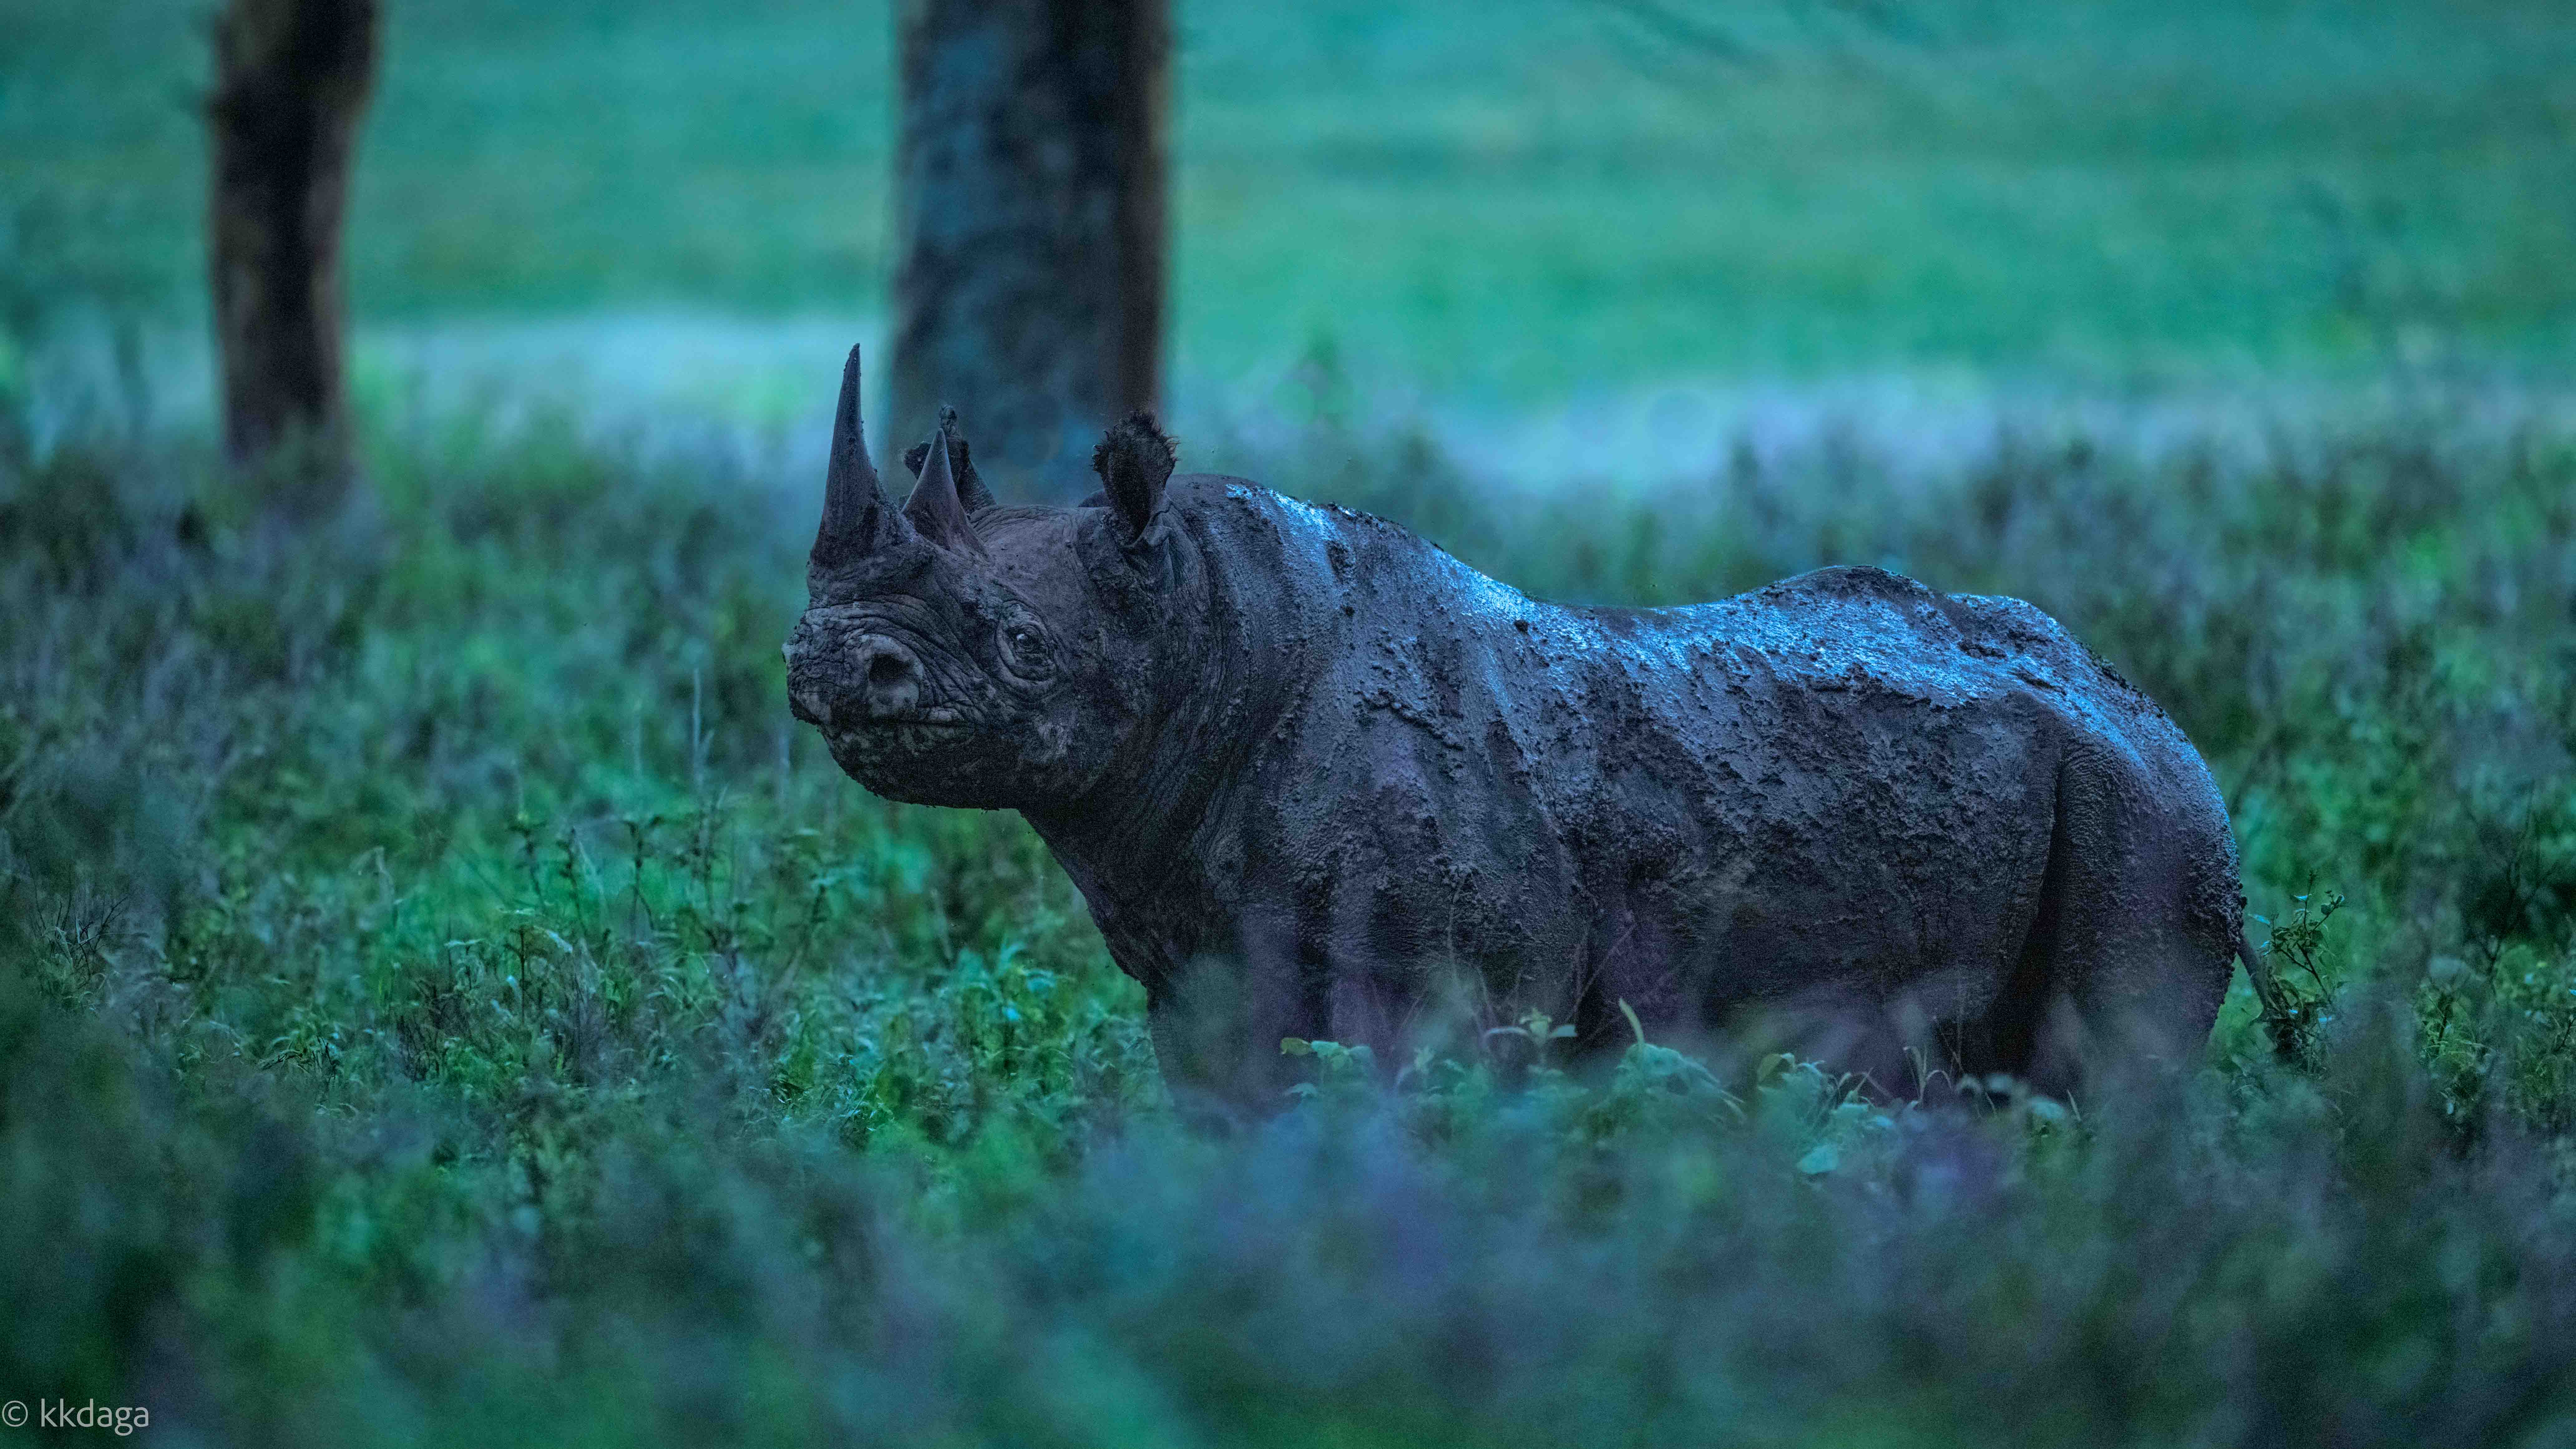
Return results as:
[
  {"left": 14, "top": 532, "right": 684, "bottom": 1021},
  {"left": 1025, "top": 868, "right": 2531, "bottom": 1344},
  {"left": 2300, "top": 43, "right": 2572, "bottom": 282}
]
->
[{"left": 1000, "top": 619, "right": 1052, "bottom": 676}]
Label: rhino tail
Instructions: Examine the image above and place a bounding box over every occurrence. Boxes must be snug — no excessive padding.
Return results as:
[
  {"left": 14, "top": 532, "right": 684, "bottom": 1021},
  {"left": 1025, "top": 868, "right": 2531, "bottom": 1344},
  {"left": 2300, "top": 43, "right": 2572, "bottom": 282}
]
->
[{"left": 2237, "top": 927, "right": 2287, "bottom": 1015}]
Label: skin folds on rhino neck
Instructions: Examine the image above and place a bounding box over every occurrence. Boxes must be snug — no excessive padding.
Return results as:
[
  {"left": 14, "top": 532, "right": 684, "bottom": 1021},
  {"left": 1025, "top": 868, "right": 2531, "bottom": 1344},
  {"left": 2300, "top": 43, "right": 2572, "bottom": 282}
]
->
[{"left": 1015, "top": 496, "right": 1292, "bottom": 991}]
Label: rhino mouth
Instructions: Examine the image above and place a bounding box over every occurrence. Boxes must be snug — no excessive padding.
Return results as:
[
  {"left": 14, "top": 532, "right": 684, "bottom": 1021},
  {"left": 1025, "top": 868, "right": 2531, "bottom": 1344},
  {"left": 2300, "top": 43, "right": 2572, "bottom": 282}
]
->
[
  {"left": 827, "top": 712, "right": 975, "bottom": 756},
  {"left": 862, "top": 705, "right": 968, "bottom": 728}
]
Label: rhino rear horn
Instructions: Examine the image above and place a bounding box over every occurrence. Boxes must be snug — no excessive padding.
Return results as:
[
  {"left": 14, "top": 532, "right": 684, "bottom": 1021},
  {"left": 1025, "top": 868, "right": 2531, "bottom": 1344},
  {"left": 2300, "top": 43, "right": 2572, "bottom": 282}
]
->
[
  {"left": 901, "top": 407, "right": 989, "bottom": 556},
  {"left": 1092, "top": 412, "right": 1176, "bottom": 538},
  {"left": 903, "top": 429, "right": 998, "bottom": 512},
  {"left": 811, "top": 344, "right": 910, "bottom": 575}
]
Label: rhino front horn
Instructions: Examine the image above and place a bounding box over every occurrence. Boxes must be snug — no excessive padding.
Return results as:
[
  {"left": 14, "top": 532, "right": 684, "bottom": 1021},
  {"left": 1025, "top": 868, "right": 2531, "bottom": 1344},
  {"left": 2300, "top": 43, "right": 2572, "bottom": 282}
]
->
[
  {"left": 901, "top": 406, "right": 989, "bottom": 556},
  {"left": 810, "top": 344, "right": 910, "bottom": 579}
]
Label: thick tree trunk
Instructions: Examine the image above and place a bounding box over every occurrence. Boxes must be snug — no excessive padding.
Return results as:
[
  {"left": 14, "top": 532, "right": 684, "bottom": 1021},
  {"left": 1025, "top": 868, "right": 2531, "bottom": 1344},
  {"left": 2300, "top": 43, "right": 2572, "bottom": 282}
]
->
[
  {"left": 207, "top": 0, "right": 378, "bottom": 510},
  {"left": 891, "top": 0, "right": 1168, "bottom": 500}
]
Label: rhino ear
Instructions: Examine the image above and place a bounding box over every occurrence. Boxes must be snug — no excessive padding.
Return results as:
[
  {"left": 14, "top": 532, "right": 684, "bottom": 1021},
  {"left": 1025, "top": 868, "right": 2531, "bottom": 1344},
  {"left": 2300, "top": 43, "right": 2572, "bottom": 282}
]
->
[
  {"left": 1092, "top": 412, "right": 1176, "bottom": 539},
  {"left": 901, "top": 407, "right": 989, "bottom": 556}
]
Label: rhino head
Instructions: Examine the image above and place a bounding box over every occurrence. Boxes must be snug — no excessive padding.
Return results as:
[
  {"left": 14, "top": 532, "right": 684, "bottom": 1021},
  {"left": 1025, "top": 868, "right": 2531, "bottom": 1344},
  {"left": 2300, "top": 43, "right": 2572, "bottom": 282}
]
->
[{"left": 783, "top": 346, "right": 1193, "bottom": 812}]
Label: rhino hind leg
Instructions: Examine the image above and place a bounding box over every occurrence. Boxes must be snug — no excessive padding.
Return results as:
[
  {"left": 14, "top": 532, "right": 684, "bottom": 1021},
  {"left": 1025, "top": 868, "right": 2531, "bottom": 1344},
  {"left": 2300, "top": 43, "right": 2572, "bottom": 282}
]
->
[{"left": 2017, "top": 747, "right": 2237, "bottom": 1095}]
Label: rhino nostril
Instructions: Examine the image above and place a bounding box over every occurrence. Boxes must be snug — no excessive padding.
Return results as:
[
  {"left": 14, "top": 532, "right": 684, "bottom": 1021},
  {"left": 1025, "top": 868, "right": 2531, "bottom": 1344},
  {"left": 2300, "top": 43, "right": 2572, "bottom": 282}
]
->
[{"left": 852, "top": 641, "right": 922, "bottom": 719}]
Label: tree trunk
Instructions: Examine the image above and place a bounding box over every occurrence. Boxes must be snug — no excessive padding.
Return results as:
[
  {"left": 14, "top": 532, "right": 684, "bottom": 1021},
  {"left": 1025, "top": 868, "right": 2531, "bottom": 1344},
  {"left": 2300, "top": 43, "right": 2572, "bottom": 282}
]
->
[
  {"left": 891, "top": 0, "right": 1169, "bottom": 500},
  {"left": 207, "top": 0, "right": 379, "bottom": 511}
]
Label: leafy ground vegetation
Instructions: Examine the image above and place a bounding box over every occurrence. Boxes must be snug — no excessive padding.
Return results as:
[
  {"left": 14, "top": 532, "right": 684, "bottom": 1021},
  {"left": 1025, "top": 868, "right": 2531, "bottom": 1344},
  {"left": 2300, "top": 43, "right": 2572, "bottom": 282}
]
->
[
  {"left": 10, "top": 0, "right": 2575, "bottom": 1439},
  {"left": 4, "top": 363, "right": 2575, "bottom": 1443}
]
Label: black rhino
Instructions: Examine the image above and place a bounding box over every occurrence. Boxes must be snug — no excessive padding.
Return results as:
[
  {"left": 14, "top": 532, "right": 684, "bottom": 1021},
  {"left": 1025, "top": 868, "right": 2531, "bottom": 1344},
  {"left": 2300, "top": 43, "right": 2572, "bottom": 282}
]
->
[{"left": 784, "top": 347, "right": 2252, "bottom": 1105}]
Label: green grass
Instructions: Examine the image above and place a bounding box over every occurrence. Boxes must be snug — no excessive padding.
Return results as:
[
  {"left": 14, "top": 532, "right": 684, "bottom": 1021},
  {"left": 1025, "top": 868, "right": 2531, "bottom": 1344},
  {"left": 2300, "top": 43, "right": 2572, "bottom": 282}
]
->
[
  {"left": 7, "top": 0, "right": 2576, "bottom": 397},
  {"left": 4, "top": 369, "right": 2575, "bottom": 1442}
]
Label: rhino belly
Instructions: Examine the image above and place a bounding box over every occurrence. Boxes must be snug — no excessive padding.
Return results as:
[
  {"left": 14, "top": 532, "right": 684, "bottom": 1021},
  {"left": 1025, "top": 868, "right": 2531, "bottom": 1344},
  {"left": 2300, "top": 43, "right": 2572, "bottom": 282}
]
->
[
  {"left": 1569, "top": 680, "right": 2064, "bottom": 1065},
  {"left": 1230, "top": 651, "right": 2065, "bottom": 1075}
]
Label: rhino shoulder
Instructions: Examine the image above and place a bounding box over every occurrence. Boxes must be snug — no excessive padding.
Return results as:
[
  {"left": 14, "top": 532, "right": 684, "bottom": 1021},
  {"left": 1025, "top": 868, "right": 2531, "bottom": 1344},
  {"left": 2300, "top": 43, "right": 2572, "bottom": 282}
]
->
[
  {"left": 1932, "top": 590, "right": 2164, "bottom": 712},
  {"left": 1710, "top": 566, "right": 2136, "bottom": 715},
  {"left": 1715, "top": 565, "right": 1960, "bottom": 664},
  {"left": 1764, "top": 563, "right": 1943, "bottom": 608}
]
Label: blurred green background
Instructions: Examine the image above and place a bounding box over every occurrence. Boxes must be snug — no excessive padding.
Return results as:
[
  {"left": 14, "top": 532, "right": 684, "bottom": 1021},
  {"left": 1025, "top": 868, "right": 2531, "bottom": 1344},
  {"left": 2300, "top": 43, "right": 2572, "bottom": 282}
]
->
[{"left": 10, "top": 0, "right": 2574, "bottom": 410}]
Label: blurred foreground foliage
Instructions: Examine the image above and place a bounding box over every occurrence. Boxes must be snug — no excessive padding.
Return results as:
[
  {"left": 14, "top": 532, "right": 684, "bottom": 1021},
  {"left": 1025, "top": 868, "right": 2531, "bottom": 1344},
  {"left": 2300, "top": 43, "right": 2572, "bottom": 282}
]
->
[{"left": 4, "top": 376, "right": 2576, "bottom": 1444}]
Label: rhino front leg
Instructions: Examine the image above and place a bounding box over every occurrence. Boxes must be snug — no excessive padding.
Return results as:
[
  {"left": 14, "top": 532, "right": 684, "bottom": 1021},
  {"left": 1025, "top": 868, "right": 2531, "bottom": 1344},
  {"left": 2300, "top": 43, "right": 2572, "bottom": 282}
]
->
[{"left": 1142, "top": 903, "right": 1324, "bottom": 1115}]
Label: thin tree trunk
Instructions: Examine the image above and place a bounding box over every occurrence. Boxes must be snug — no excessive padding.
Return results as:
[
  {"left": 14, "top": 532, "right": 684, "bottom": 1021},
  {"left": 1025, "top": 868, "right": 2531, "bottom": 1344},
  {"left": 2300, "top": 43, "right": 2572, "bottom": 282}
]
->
[
  {"left": 891, "top": 0, "right": 1168, "bottom": 500},
  {"left": 207, "top": 0, "right": 379, "bottom": 511}
]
